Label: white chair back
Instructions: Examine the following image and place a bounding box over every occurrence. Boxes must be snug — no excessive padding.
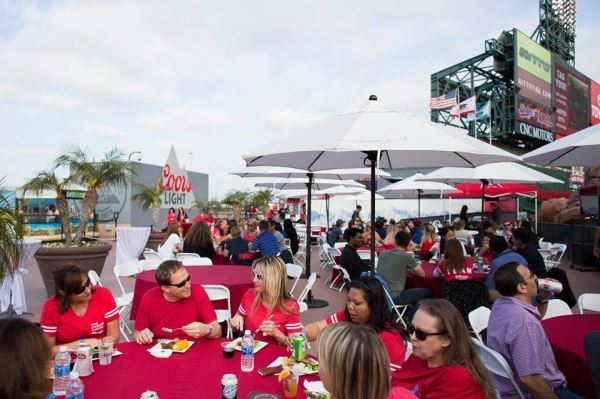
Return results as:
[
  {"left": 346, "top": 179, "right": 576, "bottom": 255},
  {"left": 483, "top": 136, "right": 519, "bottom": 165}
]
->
[
  {"left": 468, "top": 306, "right": 491, "bottom": 344},
  {"left": 180, "top": 257, "right": 213, "bottom": 266},
  {"left": 202, "top": 284, "right": 232, "bottom": 338},
  {"left": 88, "top": 270, "right": 102, "bottom": 287},
  {"left": 549, "top": 243, "right": 567, "bottom": 263},
  {"left": 539, "top": 241, "right": 552, "bottom": 250},
  {"left": 297, "top": 272, "right": 317, "bottom": 304},
  {"left": 471, "top": 338, "right": 526, "bottom": 399},
  {"left": 143, "top": 248, "right": 161, "bottom": 260},
  {"left": 113, "top": 261, "right": 140, "bottom": 297},
  {"left": 285, "top": 263, "right": 303, "bottom": 297},
  {"left": 333, "top": 242, "right": 346, "bottom": 250},
  {"left": 88, "top": 269, "right": 132, "bottom": 341},
  {"left": 177, "top": 252, "right": 201, "bottom": 260},
  {"left": 139, "top": 259, "right": 161, "bottom": 271},
  {"left": 578, "top": 293, "right": 600, "bottom": 313},
  {"left": 542, "top": 299, "right": 572, "bottom": 319}
]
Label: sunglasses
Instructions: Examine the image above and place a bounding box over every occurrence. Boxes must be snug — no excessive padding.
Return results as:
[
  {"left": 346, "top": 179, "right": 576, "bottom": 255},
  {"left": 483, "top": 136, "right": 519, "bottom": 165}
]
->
[
  {"left": 504, "top": 224, "right": 511, "bottom": 227},
  {"left": 168, "top": 275, "right": 191, "bottom": 288},
  {"left": 73, "top": 279, "right": 91, "bottom": 295},
  {"left": 407, "top": 324, "right": 448, "bottom": 341},
  {"left": 252, "top": 271, "right": 264, "bottom": 281}
]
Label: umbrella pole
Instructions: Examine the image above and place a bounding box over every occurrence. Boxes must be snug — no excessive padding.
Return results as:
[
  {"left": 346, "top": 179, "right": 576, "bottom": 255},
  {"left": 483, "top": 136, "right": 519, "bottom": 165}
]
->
[
  {"left": 305, "top": 173, "right": 328, "bottom": 308},
  {"left": 418, "top": 190, "right": 421, "bottom": 218},
  {"left": 367, "top": 151, "right": 377, "bottom": 276},
  {"left": 326, "top": 194, "right": 330, "bottom": 230},
  {"left": 480, "top": 179, "right": 488, "bottom": 233}
]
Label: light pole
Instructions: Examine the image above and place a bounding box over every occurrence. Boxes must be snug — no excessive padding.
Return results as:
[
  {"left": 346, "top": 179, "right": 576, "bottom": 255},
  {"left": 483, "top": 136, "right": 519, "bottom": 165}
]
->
[{"left": 128, "top": 151, "right": 142, "bottom": 162}]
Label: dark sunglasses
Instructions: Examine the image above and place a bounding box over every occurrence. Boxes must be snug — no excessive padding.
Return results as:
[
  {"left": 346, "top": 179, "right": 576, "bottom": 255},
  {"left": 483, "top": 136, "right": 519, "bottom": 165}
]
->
[
  {"left": 252, "top": 270, "right": 264, "bottom": 281},
  {"left": 168, "top": 275, "right": 191, "bottom": 288},
  {"left": 73, "top": 279, "right": 91, "bottom": 294},
  {"left": 407, "top": 324, "right": 448, "bottom": 341},
  {"left": 504, "top": 223, "right": 511, "bottom": 227}
]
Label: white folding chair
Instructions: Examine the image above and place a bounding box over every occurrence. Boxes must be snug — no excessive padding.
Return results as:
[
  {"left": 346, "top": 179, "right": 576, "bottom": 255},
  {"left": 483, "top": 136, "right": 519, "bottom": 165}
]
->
[
  {"left": 87, "top": 270, "right": 132, "bottom": 342},
  {"left": 112, "top": 261, "right": 139, "bottom": 336},
  {"left": 328, "top": 265, "right": 350, "bottom": 292},
  {"left": 542, "top": 299, "right": 572, "bottom": 320},
  {"left": 468, "top": 306, "right": 491, "bottom": 344},
  {"left": 319, "top": 243, "right": 331, "bottom": 268},
  {"left": 176, "top": 252, "right": 201, "bottom": 261},
  {"left": 297, "top": 272, "right": 317, "bottom": 309},
  {"left": 143, "top": 248, "right": 161, "bottom": 260},
  {"left": 285, "top": 263, "right": 303, "bottom": 297},
  {"left": 381, "top": 285, "right": 408, "bottom": 328},
  {"left": 323, "top": 247, "right": 342, "bottom": 285},
  {"left": 202, "top": 284, "right": 232, "bottom": 338},
  {"left": 333, "top": 242, "right": 346, "bottom": 250},
  {"left": 471, "top": 338, "right": 526, "bottom": 399},
  {"left": 180, "top": 257, "right": 213, "bottom": 266},
  {"left": 578, "top": 293, "right": 600, "bottom": 313},
  {"left": 139, "top": 259, "right": 161, "bottom": 271},
  {"left": 539, "top": 241, "right": 552, "bottom": 250},
  {"left": 547, "top": 243, "right": 567, "bottom": 268}
]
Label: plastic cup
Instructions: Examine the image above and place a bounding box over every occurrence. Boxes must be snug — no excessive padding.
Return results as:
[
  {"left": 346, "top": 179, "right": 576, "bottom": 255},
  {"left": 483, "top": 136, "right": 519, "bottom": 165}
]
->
[
  {"left": 221, "top": 341, "right": 235, "bottom": 359},
  {"left": 98, "top": 339, "right": 114, "bottom": 365},
  {"left": 283, "top": 373, "right": 299, "bottom": 398}
]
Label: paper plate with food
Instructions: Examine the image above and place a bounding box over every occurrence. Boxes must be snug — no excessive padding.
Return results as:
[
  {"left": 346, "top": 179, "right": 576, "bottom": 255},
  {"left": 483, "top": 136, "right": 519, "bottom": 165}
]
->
[
  {"left": 227, "top": 337, "right": 268, "bottom": 353},
  {"left": 149, "top": 338, "right": 194, "bottom": 353},
  {"left": 304, "top": 381, "right": 331, "bottom": 399},
  {"left": 267, "top": 356, "right": 319, "bottom": 375}
]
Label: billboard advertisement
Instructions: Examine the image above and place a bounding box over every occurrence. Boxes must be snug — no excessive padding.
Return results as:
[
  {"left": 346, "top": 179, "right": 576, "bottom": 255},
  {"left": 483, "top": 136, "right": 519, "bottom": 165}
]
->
[
  {"left": 554, "top": 56, "right": 591, "bottom": 137},
  {"left": 516, "top": 96, "right": 554, "bottom": 131},
  {"left": 158, "top": 146, "right": 196, "bottom": 209},
  {"left": 514, "top": 29, "right": 552, "bottom": 108},
  {"left": 591, "top": 80, "right": 600, "bottom": 125}
]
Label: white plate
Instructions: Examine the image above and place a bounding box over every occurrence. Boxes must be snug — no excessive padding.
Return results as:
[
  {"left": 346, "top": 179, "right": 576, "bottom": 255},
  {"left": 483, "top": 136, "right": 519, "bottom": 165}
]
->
[
  {"left": 148, "top": 348, "right": 172, "bottom": 358},
  {"left": 267, "top": 356, "right": 319, "bottom": 375},
  {"left": 227, "top": 337, "right": 268, "bottom": 353},
  {"left": 149, "top": 339, "right": 195, "bottom": 354},
  {"left": 304, "top": 381, "right": 330, "bottom": 398}
]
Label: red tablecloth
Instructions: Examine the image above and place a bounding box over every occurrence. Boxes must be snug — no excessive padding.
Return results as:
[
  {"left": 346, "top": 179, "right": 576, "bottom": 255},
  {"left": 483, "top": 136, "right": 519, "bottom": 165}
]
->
[
  {"left": 130, "top": 265, "right": 254, "bottom": 320},
  {"left": 541, "top": 314, "right": 600, "bottom": 399},
  {"left": 82, "top": 339, "right": 316, "bottom": 399},
  {"left": 405, "top": 262, "right": 487, "bottom": 297}
]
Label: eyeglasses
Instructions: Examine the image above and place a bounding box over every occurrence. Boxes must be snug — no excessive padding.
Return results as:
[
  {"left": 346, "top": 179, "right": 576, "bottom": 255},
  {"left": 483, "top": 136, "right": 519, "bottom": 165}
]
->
[
  {"left": 73, "top": 279, "right": 91, "bottom": 294},
  {"left": 504, "top": 223, "right": 511, "bottom": 227},
  {"left": 252, "top": 271, "right": 264, "bottom": 281},
  {"left": 168, "top": 275, "right": 191, "bottom": 288},
  {"left": 407, "top": 324, "right": 448, "bottom": 341}
]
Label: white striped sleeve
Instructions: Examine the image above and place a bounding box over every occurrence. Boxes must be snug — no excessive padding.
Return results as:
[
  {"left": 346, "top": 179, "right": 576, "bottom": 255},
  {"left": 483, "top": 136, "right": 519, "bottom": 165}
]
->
[
  {"left": 41, "top": 324, "right": 58, "bottom": 336},
  {"left": 238, "top": 304, "right": 247, "bottom": 316},
  {"left": 104, "top": 306, "right": 119, "bottom": 320},
  {"left": 285, "top": 322, "right": 303, "bottom": 334}
]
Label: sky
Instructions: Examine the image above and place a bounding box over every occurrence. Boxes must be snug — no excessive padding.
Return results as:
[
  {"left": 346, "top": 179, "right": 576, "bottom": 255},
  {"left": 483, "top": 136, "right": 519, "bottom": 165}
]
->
[{"left": 1, "top": 0, "right": 599, "bottom": 198}]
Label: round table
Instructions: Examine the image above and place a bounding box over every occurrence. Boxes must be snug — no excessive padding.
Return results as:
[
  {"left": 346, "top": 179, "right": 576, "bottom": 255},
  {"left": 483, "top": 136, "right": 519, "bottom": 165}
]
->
[
  {"left": 541, "top": 314, "right": 600, "bottom": 399},
  {"left": 130, "top": 265, "right": 255, "bottom": 320},
  {"left": 82, "top": 339, "right": 316, "bottom": 398},
  {"left": 405, "top": 262, "right": 487, "bottom": 297}
]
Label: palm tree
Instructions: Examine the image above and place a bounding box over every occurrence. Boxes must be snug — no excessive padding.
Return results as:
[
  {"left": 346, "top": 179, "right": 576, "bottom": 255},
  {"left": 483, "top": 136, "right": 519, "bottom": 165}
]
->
[
  {"left": 21, "top": 169, "right": 74, "bottom": 245},
  {"left": 251, "top": 189, "right": 275, "bottom": 214},
  {"left": 222, "top": 189, "right": 251, "bottom": 221},
  {"left": 0, "top": 179, "right": 24, "bottom": 280},
  {"left": 55, "top": 146, "right": 134, "bottom": 244},
  {"left": 132, "top": 183, "right": 163, "bottom": 231}
]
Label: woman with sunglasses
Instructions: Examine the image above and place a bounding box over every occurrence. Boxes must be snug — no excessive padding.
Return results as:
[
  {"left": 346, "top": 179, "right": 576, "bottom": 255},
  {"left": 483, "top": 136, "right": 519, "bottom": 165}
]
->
[
  {"left": 305, "top": 276, "right": 408, "bottom": 371},
  {"left": 392, "top": 299, "right": 494, "bottom": 398},
  {"left": 40, "top": 265, "right": 120, "bottom": 355},
  {"left": 230, "top": 256, "right": 302, "bottom": 345},
  {"left": 318, "top": 323, "right": 417, "bottom": 399},
  {"left": 243, "top": 218, "right": 259, "bottom": 245}
]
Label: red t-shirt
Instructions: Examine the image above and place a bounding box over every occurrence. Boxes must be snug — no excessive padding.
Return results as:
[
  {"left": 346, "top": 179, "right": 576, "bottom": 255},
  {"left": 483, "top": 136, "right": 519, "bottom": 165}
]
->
[
  {"left": 40, "top": 286, "right": 119, "bottom": 345},
  {"left": 237, "top": 289, "right": 302, "bottom": 344},
  {"left": 134, "top": 284, "right": 218, "bottom": 339},
  {"left": 436, "top": 258, "right": 475, "bottom": 281},
  {"left": 326, "top": 310, "right": 406, "bottom": 371},
  {"left": 389, "top": 387, "right": 418, "bottom": 399},
  {"left": 391, "top": 355, "right": 485, "bottom": 399},
  {"left": 243, "top": 230, "right": 258, "bottom": 244},
  {"left": 419, "top": 240, "right": 435, "bottom": 259}
]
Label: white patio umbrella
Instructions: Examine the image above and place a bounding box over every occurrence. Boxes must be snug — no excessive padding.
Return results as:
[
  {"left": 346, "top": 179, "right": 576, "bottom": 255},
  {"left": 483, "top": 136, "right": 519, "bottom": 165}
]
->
[
  {"left": 254, "top": 178, "right": 364, "bottom": 191},
  {"left": 377, "top": 173, "right": 462, "bottom": 218},
  {"left": 522, "top": 123, "right": 600, "bottom": 167},
  {"left": 243, "top": 95, "right": 521, "bottom": 274},
  {"left": 418, "top": 162, "right": 563, "bottom": 231},
  {"left": 233, "top": 167, "right": 390, "bottom": 180}
]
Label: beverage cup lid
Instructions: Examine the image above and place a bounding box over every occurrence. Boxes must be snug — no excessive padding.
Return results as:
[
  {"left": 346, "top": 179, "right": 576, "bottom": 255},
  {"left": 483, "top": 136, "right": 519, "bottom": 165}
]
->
[{"left": 244, "top": 329, "right": 251, "bottom": 335}]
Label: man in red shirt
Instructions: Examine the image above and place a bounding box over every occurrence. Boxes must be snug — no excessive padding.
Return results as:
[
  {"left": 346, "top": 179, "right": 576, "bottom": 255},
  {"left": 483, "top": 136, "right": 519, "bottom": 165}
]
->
[{"left": 133, "top": 261, "right": 221, "bottom": 344}]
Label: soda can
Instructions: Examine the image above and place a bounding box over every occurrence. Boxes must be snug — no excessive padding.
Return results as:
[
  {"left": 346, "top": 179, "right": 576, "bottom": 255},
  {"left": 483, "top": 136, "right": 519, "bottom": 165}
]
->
[
  {"left": 140, "top": 390, "right": 159, "bottom": 399},
  {"left": 537, "top": 278, "right": 563, "bottom": 294},
  {"left": 221, "top": 374, "right": 238, "bottom": 399},
  {"left": 74, "top": 346, "right": 93, "bottom": 377},
  {"left": 292, "top": 333, "right": 306, "bottom": 361}
]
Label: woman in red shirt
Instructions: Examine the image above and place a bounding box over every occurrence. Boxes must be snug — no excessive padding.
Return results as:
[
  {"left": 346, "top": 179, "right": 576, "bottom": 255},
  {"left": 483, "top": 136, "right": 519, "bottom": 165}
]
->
[
  {"left": 392, "top": 299, "right": 493, "bottom": 398},
  {"left": 434, "top": 238, "right": 474, "bottom": 281},
  {"left": 243, "top": 218, "right": 259, "bottom": 245},
  {"left": 40, "top": 265, "right": 120, "bottom": 355}
]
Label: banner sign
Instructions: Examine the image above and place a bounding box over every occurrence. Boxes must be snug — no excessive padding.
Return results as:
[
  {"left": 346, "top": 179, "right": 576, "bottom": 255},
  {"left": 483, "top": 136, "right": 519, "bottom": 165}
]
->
[
  {"left": 515, "top": 96, "right": 553, "bottom": 131},
  {"left": 514, "top": 29, "right": 552, "bottom": 108},
  {"left": 158, "top": 146, "right": 196, "bottom": 208},
  {"left": 554, "top": 56, "right": 590, "bottom": 137},
  {"left": 515, "top": 121, "right": 554, "bottom": 143},
  {"left": 591, "top": 80, "right": 600, "bottom": 126}
]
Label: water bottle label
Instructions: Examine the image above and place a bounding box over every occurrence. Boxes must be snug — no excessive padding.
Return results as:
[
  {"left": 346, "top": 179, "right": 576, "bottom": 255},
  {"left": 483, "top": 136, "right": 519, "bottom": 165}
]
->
[
  {"left": 223, "top": 384, "right": 237, "bottom": 399},
  {"left": 55, "top": 365, "right": 70, "bottom": 377},
  {"left": 241, "top": 345, "right": 253, "bottom": 356},
  {"left": 66, "top": 394, "right": 84, "bottom": 399}
]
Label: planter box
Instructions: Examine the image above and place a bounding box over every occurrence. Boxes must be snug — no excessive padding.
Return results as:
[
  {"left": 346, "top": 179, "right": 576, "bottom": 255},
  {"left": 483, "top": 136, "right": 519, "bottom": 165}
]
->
[{"left": 34, "top": 243, "right": 112, "bottom": 296}]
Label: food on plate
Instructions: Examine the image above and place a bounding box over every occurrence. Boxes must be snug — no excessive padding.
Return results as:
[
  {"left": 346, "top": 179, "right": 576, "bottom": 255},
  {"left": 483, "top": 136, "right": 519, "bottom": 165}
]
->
[
  {"left": 235, "top": 339, "right": 261, "bottom": 349},
  {"left": 281, "top": 356, "right": 319, "bottom": 372},
  {"left": 160, "top": 338, "right": 189, "bottom": 351},
  {"left": 305, "top": 392, "right": 331, "bottom": 399}
]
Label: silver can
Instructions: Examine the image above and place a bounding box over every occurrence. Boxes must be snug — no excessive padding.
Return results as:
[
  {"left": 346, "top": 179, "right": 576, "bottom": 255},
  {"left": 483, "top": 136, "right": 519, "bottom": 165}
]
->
[
  {"left": 140, "top": 390, "right": 159, "bottom": 399},
  {"left": 537, "top": 278, "right": 563, "bottom": 294}
]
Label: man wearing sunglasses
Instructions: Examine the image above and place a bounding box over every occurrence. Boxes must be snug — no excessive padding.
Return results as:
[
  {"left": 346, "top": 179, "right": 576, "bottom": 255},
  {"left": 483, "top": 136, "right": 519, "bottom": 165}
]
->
[
  {"left": 487, "top": 262, "right": 581, "bottom": 399},
  {"left": 133, "top": 260, "right": 221, "bottom": 345}
]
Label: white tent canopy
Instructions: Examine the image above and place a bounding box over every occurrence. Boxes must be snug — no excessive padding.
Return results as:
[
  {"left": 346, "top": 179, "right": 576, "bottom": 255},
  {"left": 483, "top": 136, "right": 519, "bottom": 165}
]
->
[{"left": 419, "top": 162, "right": 562, "bottom": 185}]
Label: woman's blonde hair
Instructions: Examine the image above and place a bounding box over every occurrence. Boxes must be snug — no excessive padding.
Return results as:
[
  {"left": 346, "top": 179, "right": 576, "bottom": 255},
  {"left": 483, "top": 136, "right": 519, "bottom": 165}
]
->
[
  {"left": 318, "top": 323, "right": 390, "bottom": 399},
  {"left": 383, "top": 223, "right": 399, "bottom": 245},
  {"left": 252, "top": 256, "right": 294, "bottom": 315},
  {"left": 421, "top": 223, "right": 436, "bottom": 244}
]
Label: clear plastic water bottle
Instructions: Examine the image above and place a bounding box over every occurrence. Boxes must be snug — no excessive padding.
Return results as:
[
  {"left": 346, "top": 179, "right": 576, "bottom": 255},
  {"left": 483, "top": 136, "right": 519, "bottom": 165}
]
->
[
  {"left": 53, "top": 345, "right": 71, "bottom": 396},
  {"left": 65, "top": 371, "right": 85, "bottom": 399},
  {"left": 240, "top": 329, "right": 254, "bottom": 372}
]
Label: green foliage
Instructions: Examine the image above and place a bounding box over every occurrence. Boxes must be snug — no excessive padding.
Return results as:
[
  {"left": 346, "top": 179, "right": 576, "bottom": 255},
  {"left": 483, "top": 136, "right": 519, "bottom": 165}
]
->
[
  {"left": 250, "top": 189, "right": 275, "bottom": 213},
  {"left": 132, "top": 184, "right": 163, "bottom": 210},
  {"left": 0, "top": 179, "right": 24, "bottom": 280}
]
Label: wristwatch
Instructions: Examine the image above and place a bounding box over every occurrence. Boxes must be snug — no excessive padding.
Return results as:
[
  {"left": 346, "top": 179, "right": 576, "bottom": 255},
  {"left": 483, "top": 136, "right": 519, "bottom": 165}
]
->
[{"left": 207, "top": 324, "right": 213, "bottom": 335}]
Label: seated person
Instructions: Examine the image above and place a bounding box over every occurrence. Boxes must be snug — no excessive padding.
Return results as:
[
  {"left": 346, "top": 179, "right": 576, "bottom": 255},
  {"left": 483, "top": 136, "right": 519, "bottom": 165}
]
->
[
  {"left": 485, "top": 235, "right": 528, "bottom": 299},
  {"left": 133, "top": 260, "right": 221, "bottom": 344},
  {"left": 476, "top": 233, "right": 494, "bottom": 264},
  {"left": 344, "top": 218, "right": 363, "bottom": 240},
  {"left": 243, "top": 218, "right": 259, "bottom": 244},
  {"left": 340, "top": 227, "right": 370, "bottom": 279},
  {"left": 419, "top": 223, "right": 437, "bottom": 259},
  {"left": 158, "top": 221, "right": 183, "bottom": 261},
  {"left": 513, "top": 227, "right": 547, "bottom": 278},
  {"left": 473, "top": 220, "right": 496, "bottom": 249},
  {"left": 318, "top": 322, "right": 417, "bottom": 399},
  {"left": 426, "top": 227, "right": 466, "bottom": 262},
  {"left": 382, "top": 223, "right": 400, "bottom": 249},
  {"left": 305, "top": 277, "right": 407, "bottom": 371},
  {"left": 392, "top": 299, "right": 493, "bottom": 398},
  {"left": 223, "top": 226, "right": 253, "bottom": 265},
  {"left": 363, "top": 221, "right": 383, "bottom": 246},
  {"left": 183, "top": 221, "right": 216, "bottom": 260},
  {"left": 434, "top": 238, "right": 475, "bottom": 281},
  {"left": 454, "top": 220, "right": 471, "bottom": 243},
  {"left": 327, "top": 219, "right": 345, "bottom": 247},
  {"left": 231, "top": 256, "right": 302, "bottom": 345},
  {"left": 410, "top": 219, "right": 423, "bottom": 246},
  {"left": 487, "top": 262, "right": 581, "bottom": 398},
  {"left": 40, "top": 265, "right": 120, "bottom": 355},
  {"left": 252, "top": 220, "right": 280, "bottom": 257},
  {"left": 269, "top": 221, "right": 293, "bottom": 264}
]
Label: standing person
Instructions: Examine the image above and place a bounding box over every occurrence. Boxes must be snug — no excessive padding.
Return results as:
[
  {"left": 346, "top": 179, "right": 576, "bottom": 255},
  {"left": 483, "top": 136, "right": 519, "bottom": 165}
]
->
[
  {"left": 490, "top": 202, "right": 499, "bottom": 223},
  {"left": 133, "top": 261, "right": 221, "bottom": 344},
  {"left": 340, "top": 227, "right": 369, "bottom": 279},
  {"left": 410, "top": 219, "right": 423, "bottom": 246},
  {"left": 434, "top": 239, "right": 474, "bottom": 281},
  {"left": 392, "top": 299, "right": 494, "bottom": 398},
  {"left": 243, "top": 218, "right": 259, "bottom": 245},
  {"left": 278, "top": 204, "right": 289, "bottom": 221},
  {"left": 164, "top": 207, "right": 177, "bottom": 227},
  {"left": 500, "top": 220, "right": 514, "bottom": 245},
  {"left": 518, "top": 219, "right": 540, "bottom": 249},
  {"left": 192, "top": 207, "right": 208, "bottom": 223},
  {"left": 158, "top": 221, "right": 183, "bottom": 261},
  {"left": 459, "top": 205, "right": 469, "bottom": 227},
  {"left": 230, "top": 256, "right": 302, "bottom": 345},
  {"left": 247, "top": 205, "right": 257, "bottom": 219},
  {"left": 327, "top": 219, "right": 345, "bottom": 247},
  {"left": 176, "top": 207, "right": 188, "bottom": 224},
  {"left": 252, "top": 220, "right": 280, "bottom": 257},
  {"left": 40, "top": 265, "right": 120, "bottom": 355},
  {"left": 318, "top": 323, "right": 417, "bottom": 399},
  {"left": 513, "top": 227, "right": 547, "bottom": 278},
  {"left": 351, "top": 205, "right": 363, "bottom": 223},
  {"left": 283, "top": 219, "right": 299, "bottom": 255},
  {"left": 487, "top": 262, "right": 582, "bottom": 398},
  {"left": 183, "top": 221, "right": 216, "bottom": 260},
  {"left": 0, "top": 318, "right": 51, "bottom": 399}
]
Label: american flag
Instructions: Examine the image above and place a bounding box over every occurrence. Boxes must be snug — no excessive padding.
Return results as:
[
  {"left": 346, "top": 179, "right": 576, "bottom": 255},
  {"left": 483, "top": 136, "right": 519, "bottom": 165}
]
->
[{"left": 429, "top": 89, "right": 458, "bottom": 110}]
